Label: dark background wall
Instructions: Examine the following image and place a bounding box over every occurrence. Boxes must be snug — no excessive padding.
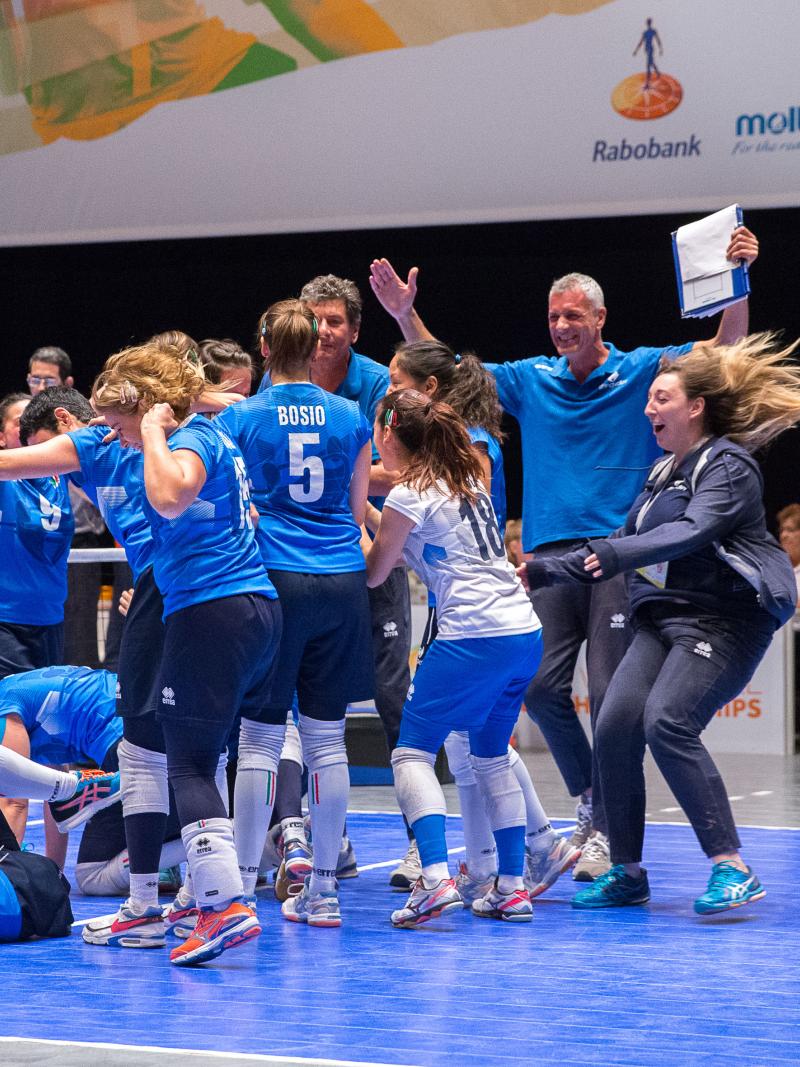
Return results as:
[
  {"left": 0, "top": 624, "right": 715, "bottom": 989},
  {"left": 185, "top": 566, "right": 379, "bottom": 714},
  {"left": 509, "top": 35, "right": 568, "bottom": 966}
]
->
[{"left": 3, "top": 206, "right": 798, "bottom": 527}]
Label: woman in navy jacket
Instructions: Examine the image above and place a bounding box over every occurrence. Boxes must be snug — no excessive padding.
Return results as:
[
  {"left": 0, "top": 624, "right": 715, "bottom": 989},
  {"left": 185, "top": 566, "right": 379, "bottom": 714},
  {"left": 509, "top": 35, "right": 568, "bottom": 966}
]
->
[{"left": 521, "top": 333, "right": 800, "bottom": 915}]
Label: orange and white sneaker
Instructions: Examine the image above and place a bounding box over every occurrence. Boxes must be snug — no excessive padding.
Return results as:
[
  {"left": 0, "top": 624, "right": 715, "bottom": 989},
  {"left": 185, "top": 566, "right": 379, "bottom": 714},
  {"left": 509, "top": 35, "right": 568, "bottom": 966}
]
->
[
  {"left": 169, "top": 901, "right": 261, "bottom": 966},
  {"left": 472, "top": 881, "right": 532, "bottom": 922},
  {"left": 390, "top": 877, "right": 463, "bottom": 928}
]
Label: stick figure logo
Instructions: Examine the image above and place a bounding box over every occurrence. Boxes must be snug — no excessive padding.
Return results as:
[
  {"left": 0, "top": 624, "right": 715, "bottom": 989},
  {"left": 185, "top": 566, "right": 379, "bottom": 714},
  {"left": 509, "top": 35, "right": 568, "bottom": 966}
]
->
[{"left": 612, "top": 19, "right": 683, "bottom": 121}]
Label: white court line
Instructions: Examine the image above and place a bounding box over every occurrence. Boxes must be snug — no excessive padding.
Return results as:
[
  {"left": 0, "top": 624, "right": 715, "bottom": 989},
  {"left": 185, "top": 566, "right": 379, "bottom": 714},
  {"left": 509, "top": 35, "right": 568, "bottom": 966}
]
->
[
  {"left": 0, "top": 1037, "right": 420, "bottom": 1067},
  {"left": 357, "top": 845, "right": 465, "bottom": 873}
]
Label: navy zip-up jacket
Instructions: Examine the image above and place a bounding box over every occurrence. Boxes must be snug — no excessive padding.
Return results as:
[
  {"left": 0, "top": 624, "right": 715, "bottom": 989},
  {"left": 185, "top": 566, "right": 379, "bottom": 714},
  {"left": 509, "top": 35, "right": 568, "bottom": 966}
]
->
[{"left": 525, "top": 437, "right": 796, "bottom": 625}]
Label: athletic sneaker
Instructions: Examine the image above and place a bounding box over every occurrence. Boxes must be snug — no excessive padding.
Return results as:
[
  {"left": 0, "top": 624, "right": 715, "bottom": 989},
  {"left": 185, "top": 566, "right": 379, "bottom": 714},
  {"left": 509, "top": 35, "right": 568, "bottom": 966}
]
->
[
  {"left": 454, "top": 862, "right": 496, "bottom": 906},
  {"left": 472, "top": 882, "right": 532, "bottom": 922},
  {"left": 170, "top": 901, "right": 261, "bottom": 966},
  {"left": 693, "top": 862, "right": 766, "bottom": 916},
  {"left": 525, "top": 836, "right": 581, "bottom": 897},
  {"left": 389, "top": 839, "right": 421, "bottom": 891},
  {"left": 82, "top": 898, "right": 165, "bottom": 948},
  {"left": 571, "top": 865, "right": 650, "bottom": 909},
  {"left": 572, "top": 832, "right": 611, "bottom": 882},
  {"left": 281, "top": 879, "right": 342, "bottom": 927},
  {"left": 390, "top": 877, "right": 463, "bottom": 928},
  {"left": 163, "top": 889, "right": 199, "bottom": 940},
  {"left": 49, "top": 769, "right": 121, "bottom": 833},
  {"left": 336, "top": 835, "right": 359, "bottom": 879},
  {"left": 568, "top": 795, "right": 594, "bottom": 850},
  {"left": 274, "top": 836, "right": 314, "bottom": 902}
]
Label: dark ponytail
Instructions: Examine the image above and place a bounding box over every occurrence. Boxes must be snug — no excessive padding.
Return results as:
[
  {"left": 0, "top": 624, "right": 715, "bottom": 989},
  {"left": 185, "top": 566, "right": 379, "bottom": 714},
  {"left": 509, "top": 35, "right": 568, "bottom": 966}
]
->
[
  {"left": 394, "top": 340, "right": 504, "bottom": 440},
  {"left": 377, "top": 389, "right": 483, "bottom": 503}
]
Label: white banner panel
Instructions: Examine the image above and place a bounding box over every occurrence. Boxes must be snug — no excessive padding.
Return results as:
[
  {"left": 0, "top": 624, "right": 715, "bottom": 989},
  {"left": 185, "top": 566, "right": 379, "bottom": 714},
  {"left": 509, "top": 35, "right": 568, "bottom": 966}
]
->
[
  {"left": 571, "top": 626, "right": 794, "bottom": 756},
  {"left": 0, "top": 0, "right": 798, "bottom": 245}
]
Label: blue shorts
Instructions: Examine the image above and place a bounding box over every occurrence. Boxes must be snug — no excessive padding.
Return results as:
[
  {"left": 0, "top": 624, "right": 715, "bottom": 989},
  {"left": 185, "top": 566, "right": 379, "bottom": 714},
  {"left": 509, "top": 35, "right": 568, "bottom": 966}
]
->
[{"left": 398, "top": 630, "right": 543, "bottom": 758}]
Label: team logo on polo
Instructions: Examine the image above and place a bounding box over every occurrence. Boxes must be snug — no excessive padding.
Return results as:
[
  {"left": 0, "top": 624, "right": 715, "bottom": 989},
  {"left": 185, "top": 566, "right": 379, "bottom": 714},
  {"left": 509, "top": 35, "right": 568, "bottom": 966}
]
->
[
  {"left": 610, "top": 613, "right": 626, "bottom": 629},
  {"left": 161, "top": 686, "right": 176, "bottom": 706},
  {"left": 693, "top": 641, "right": 712, "bottom": 658},
  {"left": 383, "top": 621, "right": 399, "bottom": 639},
  {"left": 611, "top": 19, "right": 682, "bottom": 121}
]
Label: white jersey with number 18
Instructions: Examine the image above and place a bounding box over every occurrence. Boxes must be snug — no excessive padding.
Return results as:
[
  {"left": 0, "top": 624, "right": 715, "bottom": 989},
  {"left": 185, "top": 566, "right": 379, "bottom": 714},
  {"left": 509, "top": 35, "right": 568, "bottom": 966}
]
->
[{"left": 384, "top": 479, "right": 540, "bottom": 640}]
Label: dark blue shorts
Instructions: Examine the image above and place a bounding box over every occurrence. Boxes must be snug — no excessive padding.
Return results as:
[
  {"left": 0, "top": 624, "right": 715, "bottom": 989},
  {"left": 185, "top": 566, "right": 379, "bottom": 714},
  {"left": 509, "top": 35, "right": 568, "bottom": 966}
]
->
[
  {"left": 265, "top": 569, "right": 374, "bottom": 721},
  {"left": 0, "top": 622, "right": 63, "bottom": 681},
  {"left": 116, "top": 566, "right": 164, "bottom": 720},
  {"left": 156, "top": 593, "right": 282, "bottom": 730}
]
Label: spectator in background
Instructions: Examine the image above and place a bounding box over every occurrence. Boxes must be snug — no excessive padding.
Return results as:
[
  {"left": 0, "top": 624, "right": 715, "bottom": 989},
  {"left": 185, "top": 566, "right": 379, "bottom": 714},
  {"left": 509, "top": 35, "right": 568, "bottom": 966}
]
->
[
  {"left": 0, "top": 394, "right": 31, "bottom": 451},
  {"left": 27, "top": 346, "right": 73, "bottom": 395},
  {"left": 777, "top": 504, "right": 800, "bottom": 605}
]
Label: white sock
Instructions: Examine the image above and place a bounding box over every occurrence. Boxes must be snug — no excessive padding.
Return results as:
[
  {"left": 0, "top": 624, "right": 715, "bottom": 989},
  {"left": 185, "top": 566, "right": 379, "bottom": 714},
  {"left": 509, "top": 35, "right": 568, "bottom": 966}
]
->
[
  {"left": 421, "top": 862, "right": 450, "bottom": 886},
  {"left": 509, "top": 748, "right": 552, "bottom": 842},
  {"left": 234, "top": 719, "right": 284, "bottom": 895},
  {"left": 281, "top": 817, "right": 305, "bottom": 844},
  {"left": 445, "top": 732, "right": 497, "bottom": 878},
  {"left": 0, "top": 747, "right": 77, "bottom": 802},
  {"left": 129, "top": 872, "right": 159, "bottom": 909},
  {"left": 308, "top": 766, "right": 349, "bottom": 894},
  {"left": 497, "top": 874, "right": 524, "bottom": 893},
  {"left": 182, "top": 817, "right": 243, "bottom": 909},
  {"left": 158, "top": 838, "right": 187, "bottom": 869},
  {"left": 299, "top": 715, "right": 349, "bottom": 896}
]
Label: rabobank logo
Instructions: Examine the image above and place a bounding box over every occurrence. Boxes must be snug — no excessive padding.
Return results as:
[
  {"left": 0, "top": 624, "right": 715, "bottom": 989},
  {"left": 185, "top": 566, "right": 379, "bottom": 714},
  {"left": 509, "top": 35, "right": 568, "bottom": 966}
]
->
[{"left": 611, "top": 19, "right": 683, "bottom": 121}]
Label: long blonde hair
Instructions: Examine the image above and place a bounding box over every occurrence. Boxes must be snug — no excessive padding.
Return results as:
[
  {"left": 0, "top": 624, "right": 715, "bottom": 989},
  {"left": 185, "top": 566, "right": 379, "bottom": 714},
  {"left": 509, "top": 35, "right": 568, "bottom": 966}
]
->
[
  {"left": 659, "top": 332, "right": 800, "bottom": 451},
  {"left": 92, "top": 340, "right": 206, "bottom": 421}
]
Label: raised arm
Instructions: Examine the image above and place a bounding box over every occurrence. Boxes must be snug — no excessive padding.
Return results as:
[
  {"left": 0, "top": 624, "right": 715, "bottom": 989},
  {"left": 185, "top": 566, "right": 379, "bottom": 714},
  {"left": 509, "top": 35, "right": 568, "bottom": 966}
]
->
[
  {"left": 695, "top": 226, "right": 758, "bottom": 349},
  {"left": 140, "top": 405, "right": 207, "bottom": 519},
  {"left": 0, "top": 435, "right": 80, "bottom": 480},
  {"left": 369, "top": 258, "right": 437, "bottom": 342}
]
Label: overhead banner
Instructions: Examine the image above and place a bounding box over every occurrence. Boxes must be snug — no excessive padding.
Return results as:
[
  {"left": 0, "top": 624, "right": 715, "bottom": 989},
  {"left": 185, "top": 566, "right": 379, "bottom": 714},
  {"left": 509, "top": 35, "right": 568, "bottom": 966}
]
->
[{"left": 0, "top": 0, "right": 797, "bottom": 246}]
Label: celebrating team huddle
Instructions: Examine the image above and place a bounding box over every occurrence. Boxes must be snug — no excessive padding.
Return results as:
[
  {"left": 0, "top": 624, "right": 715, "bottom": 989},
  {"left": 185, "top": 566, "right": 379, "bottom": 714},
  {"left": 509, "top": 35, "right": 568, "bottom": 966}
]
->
[{"left": 1, "top": 239, "right": 799, "bottom": 964}]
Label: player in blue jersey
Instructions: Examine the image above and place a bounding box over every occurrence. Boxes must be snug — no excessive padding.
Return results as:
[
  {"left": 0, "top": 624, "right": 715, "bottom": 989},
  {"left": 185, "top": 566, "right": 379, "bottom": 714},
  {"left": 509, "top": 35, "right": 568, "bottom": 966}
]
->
[
  {"left": 218, "top": 299, "right": 373, "bottom": 928},
  {"left": 365, "top": 389, "right": 543, "bottom": 926},
  {"left": 385, "top": 341, "right": 580, "bottom": 900},
  {"left": 79, "top": 341, "right": 281, "bottom": 966},
  {"left": 369, "top": 230, "right": 759, "bottom": 881},
  {"left": 0, "top": 666, "right": 121, "bottom": 839},
  {"left": 0, "top": 392, "right": 73, "bottom": 679}
]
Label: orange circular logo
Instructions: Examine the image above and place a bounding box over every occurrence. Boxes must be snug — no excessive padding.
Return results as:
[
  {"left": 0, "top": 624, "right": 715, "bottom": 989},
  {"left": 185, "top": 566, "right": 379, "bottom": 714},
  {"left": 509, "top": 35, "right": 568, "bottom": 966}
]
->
[{"left": 611, "top": 73, "right": 683, "bottom": 120}]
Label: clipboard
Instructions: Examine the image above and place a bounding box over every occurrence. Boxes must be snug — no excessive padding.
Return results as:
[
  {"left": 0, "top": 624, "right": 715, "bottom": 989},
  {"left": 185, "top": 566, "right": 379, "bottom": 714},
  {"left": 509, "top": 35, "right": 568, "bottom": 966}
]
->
[{"left": 672, "top": 205, "right": 750, "bottom": 319}]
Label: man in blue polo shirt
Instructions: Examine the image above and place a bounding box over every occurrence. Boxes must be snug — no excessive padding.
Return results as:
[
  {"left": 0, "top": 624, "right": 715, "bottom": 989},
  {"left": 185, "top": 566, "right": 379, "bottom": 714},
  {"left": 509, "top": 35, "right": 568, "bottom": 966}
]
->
[
  {"left": 369, "top": 224, "right": 759, "bottom": 880},
  {"left": 266, "top": 274, "right": 417, "bottom": 889}
]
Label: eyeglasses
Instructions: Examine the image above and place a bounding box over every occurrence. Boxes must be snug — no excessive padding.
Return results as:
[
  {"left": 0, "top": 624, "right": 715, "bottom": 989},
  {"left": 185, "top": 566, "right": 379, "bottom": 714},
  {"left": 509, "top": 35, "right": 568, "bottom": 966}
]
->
[{"left": 27, "top": 375, "right": 60, "bottom": 388}]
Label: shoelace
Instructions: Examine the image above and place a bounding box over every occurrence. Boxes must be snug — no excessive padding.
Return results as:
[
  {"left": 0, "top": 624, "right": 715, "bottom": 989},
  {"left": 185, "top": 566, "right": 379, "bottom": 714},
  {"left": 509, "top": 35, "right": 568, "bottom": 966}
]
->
[
  {"left": 582, "top": 835, "right": 610, "bottom": 861},
  {"left": 708, "top": 861, "right": 747, "bottom": 890}
]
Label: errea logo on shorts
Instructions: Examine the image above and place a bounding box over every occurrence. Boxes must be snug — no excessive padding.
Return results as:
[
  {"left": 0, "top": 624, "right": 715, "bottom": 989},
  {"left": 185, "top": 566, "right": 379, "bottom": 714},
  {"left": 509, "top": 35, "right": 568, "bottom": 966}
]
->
[
  {"left": 161, "top": 686, "right": 176, "bottom": 706},
  {"left": 610, "top": 613, "right": 626, "bottom": 629},
  {"left": 383, "top": 621, "right": 398, "bottom": 638},
  {"left": 115, "top": 681, "right": 122, "bottom": 700},
  {"left": 693, "top": 641, "right": 713, "bottom": 658}
]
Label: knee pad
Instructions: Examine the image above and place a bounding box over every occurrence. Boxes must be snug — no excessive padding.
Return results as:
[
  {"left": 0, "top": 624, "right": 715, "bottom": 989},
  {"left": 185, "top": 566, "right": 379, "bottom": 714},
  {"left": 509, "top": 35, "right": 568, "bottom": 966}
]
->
[
  {"left": 444, "top": 731, "right": 475, "bottom": 786},
  {"left": 391, "top": 746, "right": 446, "bottom": 825},
  {"left": 298, "top": 715, "right": 347, "bottom": 773},
  {"left": 471, "top": 753, "right": 524, "bottom": 832},
  {"left": 75, "top": 853, "right": 130, "bottom": 896},
  {"left": 281, "top": 720, "right": 302, "bottom": 768},
  {"left": 237, "top": 718, "right": 286, "bottom": 773},
  {"left": 118, "top": 739, "right": 169, "bottom": 817}
]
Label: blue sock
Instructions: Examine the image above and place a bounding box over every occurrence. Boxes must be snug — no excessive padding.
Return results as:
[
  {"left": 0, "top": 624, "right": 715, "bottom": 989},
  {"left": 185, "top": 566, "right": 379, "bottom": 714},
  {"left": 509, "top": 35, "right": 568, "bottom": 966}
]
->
[
  {"left": 494, "top": 825, "right": 525, "bottom": 876},
  {"left": 411, "top": 814, "right": 447, "bottom": 868}
]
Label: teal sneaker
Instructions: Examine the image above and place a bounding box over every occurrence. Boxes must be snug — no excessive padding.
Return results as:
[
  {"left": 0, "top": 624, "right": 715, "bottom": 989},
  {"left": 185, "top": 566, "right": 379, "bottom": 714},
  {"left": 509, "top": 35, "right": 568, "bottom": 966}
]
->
[
  {"left": 571, "top": 864, "right": 650, "bottom": 909},
  {"left": 694, "top": 862, "right": 765, "bottom": 915}
]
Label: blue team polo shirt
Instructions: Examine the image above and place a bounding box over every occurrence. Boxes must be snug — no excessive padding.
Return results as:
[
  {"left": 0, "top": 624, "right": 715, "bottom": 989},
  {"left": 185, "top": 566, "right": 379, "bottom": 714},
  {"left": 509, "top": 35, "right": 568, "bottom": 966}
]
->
[
  {"left": 0, "top": 476, "right": 73, "bottom": 625},
  {"left": 143, "top": 416, "right": 276, "bottom": 619},
  {"left": 487, "top": 341, "right": 692, "bottom": 551},
  {"left": 0, "top": 665, "right": 121, "bottom": 767},
  {"left": 67, "top": 426, "right": 154, "bottom": 582}
]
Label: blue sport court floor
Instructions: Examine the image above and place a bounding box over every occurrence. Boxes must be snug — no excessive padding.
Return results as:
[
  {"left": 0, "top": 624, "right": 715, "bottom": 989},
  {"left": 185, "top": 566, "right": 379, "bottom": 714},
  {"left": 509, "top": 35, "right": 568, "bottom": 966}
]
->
[{"left": 1, "top": 798, "right": 799, "bottom": 1067}]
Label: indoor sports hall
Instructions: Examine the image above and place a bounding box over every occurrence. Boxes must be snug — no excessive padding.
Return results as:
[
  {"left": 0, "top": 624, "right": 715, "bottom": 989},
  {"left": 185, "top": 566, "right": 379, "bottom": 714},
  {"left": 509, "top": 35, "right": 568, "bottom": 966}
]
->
[{"left": 2, "top": 2, "right": 800, "bottom": 1066}]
